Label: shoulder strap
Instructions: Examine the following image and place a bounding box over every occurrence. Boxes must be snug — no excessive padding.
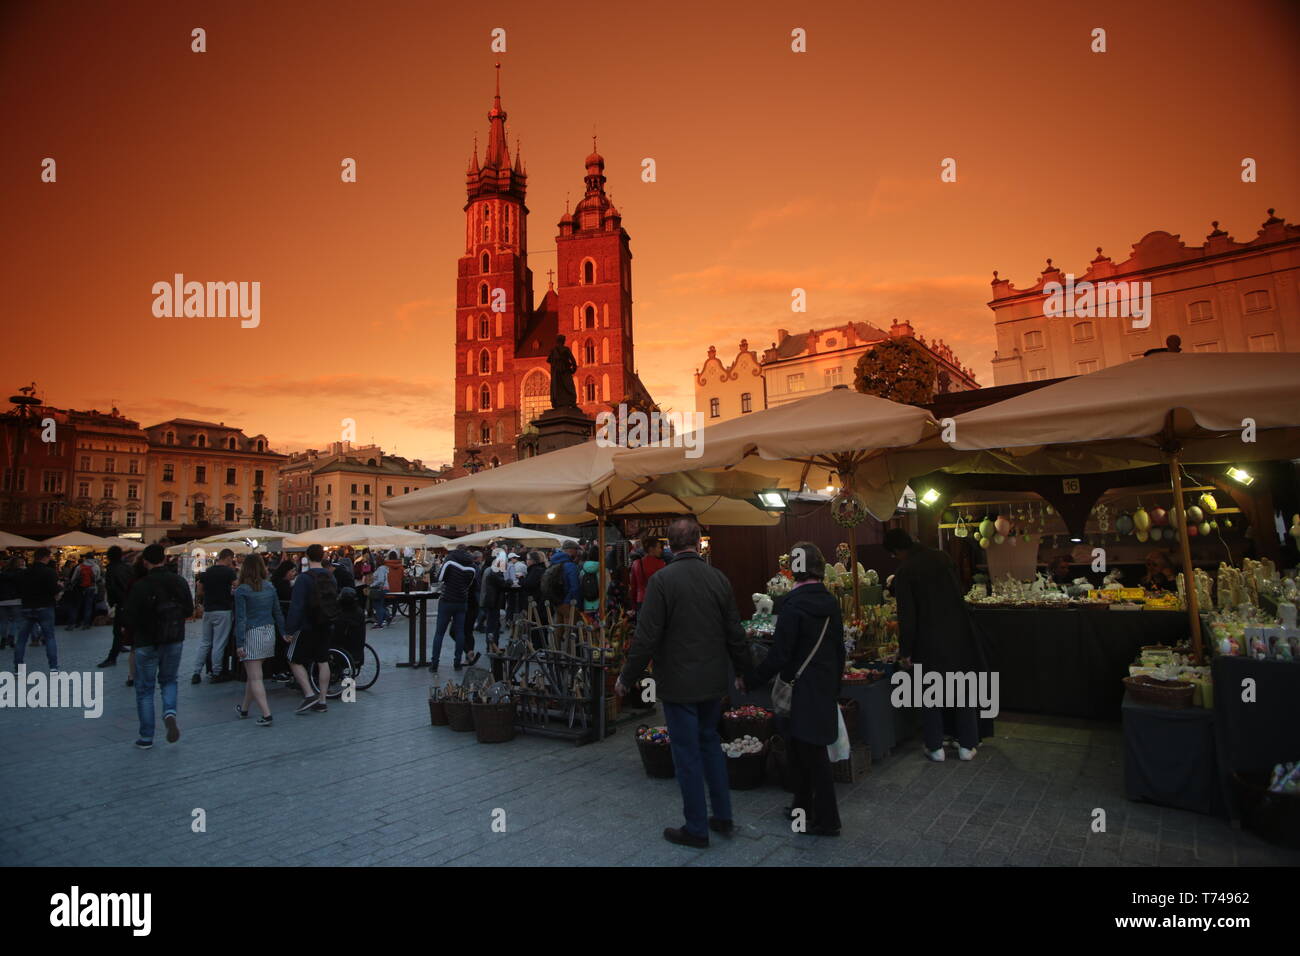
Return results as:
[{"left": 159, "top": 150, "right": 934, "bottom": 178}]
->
[{"left": 793, "top": 616, "right": 830, "bottom": 682}]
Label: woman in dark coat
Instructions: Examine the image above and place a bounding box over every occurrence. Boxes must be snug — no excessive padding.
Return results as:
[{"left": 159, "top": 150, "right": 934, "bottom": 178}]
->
[{"left": 751, "top": 541, "right": 845, "bottom": 836}]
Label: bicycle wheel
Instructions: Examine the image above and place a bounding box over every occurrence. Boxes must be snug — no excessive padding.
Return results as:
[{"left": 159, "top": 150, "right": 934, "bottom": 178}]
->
[
  {"left": 353, "top": 643, "right": 380, "bottom": 691},
  {"left": 307, "top": 648, "right": 352, "bottom": 699}
]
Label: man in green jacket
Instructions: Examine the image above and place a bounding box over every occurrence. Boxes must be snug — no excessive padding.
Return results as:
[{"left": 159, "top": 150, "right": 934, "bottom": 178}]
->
[{"left": 617, "top": 516, "right": 750, "bottom": 848}]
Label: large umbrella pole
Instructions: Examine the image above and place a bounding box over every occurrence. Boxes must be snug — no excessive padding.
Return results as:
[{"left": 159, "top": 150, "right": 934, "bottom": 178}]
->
[
  {"left": 849, "top": 520, "right": 861, "bottom": 621},
  {"left": 597, "top": 506, "right": 607, "bottom": 619},
  {"left": 1169, "top": 454, "right": 1203, "bottom": 662}
]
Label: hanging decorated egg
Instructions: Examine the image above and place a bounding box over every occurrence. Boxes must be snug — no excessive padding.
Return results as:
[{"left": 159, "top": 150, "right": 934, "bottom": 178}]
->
[
  {"left": 978, "top": 536, "right": 990, "bottom": 549},
  {"left": 994, "top": 515, "right": 1011, "bottom": 536},
  {"left": 978, "top": 518, "right": 995, "bottom": 539},
  {"left": 1187, "top": 505, "right": 1204, "bottom": 524},
  {"left": 1198, "top": 521, "right": 1211, "bottom": 537},
  {"left": 1186, "top": 523, "right": 1199, "bottom": 537},
  {"left": 1290, "top": 515, "right": 1300, "bottom": 539},
  {"left": 993, "top": 533, "right": 1005, "bottom": 545},
  {"left": 1199, "top": 493, "right": 1218, "bottom": 513},
  {"left": 1149, "top": 526, "right": 1164, "bottom": 541},
  {"left": 1009, "top": 534, "right": 1018, "bottom": 546},
  {"left": 1115, "top": 513, "right": 1134, "bottom": 535},
  {"left": 1223, "top": 519, "right": 1233, "bottom": 530},
  {"left": 1136, "top": 529, "right": 1149, "bottom": 543},
  {"left": 1044, "top": 504, "right": 1054, "bottom": 515},
  {"left": 1133, "top": 507, "right": 1150, "bottom": 531},
  {"left": 1021, "top": 532, "right": 1031, "bottom": 543},
  {"left": 1151, "top": 507, "right": 1168, "bottom": 526},
  {"left": 1209, "top": 520, "right": 1219, "bottom": 533}
]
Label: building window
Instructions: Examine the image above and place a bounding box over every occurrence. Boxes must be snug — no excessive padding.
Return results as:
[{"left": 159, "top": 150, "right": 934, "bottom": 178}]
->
[
  {"left": 193, "top": 500, "right": 206, "bottom": 522},
  {"left": 41, "top": 471, "right": 62, "bottom": 493},
  {"left": 228, "top": 437, "right": 237, "bottom": 450},
  {"left": 127, "top": 484, "right": 139, "bottom": 500},
  {"left": 480, "top": 422, "right": 491, "bottom": 444},
  {"left": 584, "top": 305, "right": 595, "bottom": 329},
  {"left": 165, "top": 431, "right": 175, "bottom": 445},
  {"left": 1024, "top": 330, "right": 1044, "bottom": 349},
  {"left": 78, "top": 481, "right": 89, "bottom": 498},
  {"left": 256, "top": 440, "right": 264, "bottom": 452},
  {"left": 125, "top": 511, "right": 137, "bottom": 528},
  {"left": 583, "top": 340, "right": 595, "bottom": 365},
  {"left": 195, "top": 465, "right": 206, "bottom": 483},
  {"left": 351, "top": 499, "right": 357, "bottom": 510},
  {"left": 1192, "top": 341, "right": 1220, "bottom": 353},
  {"left": 225, "top": 502, "right": 235, "bottom": 522},
  {"left": 386, "top": 485, "right": 393, "bottom": 496},
  {"left": 162, "top": 464, "right": 174, "bottom": 482},
  {"left": 104, "top": 457, "right": 115, "bottom": 473},
  {"left": 787, "top": 373, "right": 805, "bottom": 393},
  {"left": 39, "top": 502, "right": 59, "bottom": 524},
  {"left": 480, "top": 384, "right": 492, "bottom": 410},
  {"left": 1075, "top": 359, "right": 1098, "bottom": 374},
  {"left": 160, "top": 500, "right": 173, "bottom": 522},
  {"left": 584, "top": 377, "right": 596, "bottom": 403},
  {"left": 1187, "top": 300, "right": 1214, "bottom": 323},
  {"left": 364, "top": 501, "right": 370, "bottom": 511},
  {"left": 479, "top": 314, "right": 490, "bottom": 339},
  {"left": 1027, "top": 367, "right": 1047, "bottom": 382},
  {"left": 824, "top": 367, "right": 843, "bottom": 388},
  {"left": 480, "top": 349, "right": 492, "bottom": 374},
  {"left": 254, "top": 469, "right": 263, "bottom": 486},
  {"left": 197, "top": 434, "right": 206, "bottom": 448},
  {"left": 80, "top": 456, "right": 90, "bottom": 471},
  {"left": 741, "top": 392, "right": 752, "bottom": 413},
  {"left": 225, "top": 467, "right": 236, "bottom": 485},
  {"left": 479, "top": 282, "right": 489, "bottom": 305},
  {"left": 104, "top": 481, "right": 115, "bottom": 498},
  {"left": 481, "top": 251, "right": 490, "bottom": 274},
  {"left": 128, "top": 460, "right": 139, "bottom": 474},
  {"left": 1248, "top": 332, "right": 1278, "bottom": 352},
  {"left": 583, "top": 260, "right": 595, "bottom": 284},
  {"left": 709, "top": 398, "right": 720, "bottom": 418},
  {"left": 1244, "top": 290, "right": 1271, "bottom": 313},
  {"left": 521, "top": 369, "right": 549, "bottom": 426},
  {"left": 4, "top": 469, "right": 28, "bottom": 493},
  {"left": 1072, "top": 321, "right": 1095, "bottom": 343}
]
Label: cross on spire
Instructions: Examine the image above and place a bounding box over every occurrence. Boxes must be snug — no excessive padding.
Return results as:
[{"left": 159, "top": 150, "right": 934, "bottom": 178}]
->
[{"left": 546, "top": 268, "right": 555, "bottom": 289}]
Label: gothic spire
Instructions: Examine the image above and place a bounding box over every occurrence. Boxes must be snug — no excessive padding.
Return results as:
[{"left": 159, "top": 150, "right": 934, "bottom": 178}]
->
[{"left": 485, "top": 62, "right": 509, "bottom": 168}]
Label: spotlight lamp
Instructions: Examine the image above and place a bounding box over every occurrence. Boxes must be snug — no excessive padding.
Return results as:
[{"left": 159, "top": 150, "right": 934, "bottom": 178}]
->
[
  {"left": 756, "top": 489, "right": 789, "bottom": 511},
  {"left": 1226, "top": 467, "right": 1255, "bottom": 487},
  {"left": 920, "top": 488, "right": 941, "bottom": 507}
]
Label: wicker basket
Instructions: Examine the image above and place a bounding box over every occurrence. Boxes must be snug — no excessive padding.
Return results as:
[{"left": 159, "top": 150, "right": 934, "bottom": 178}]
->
[
  {"left": 1123, "top": 675, "right": 1195, "bottom": 708},
  {"left": 725, "top": 750, "right": 767, "bottom": 790},
  {"left": 473, "top": 701, "right": 516, "bottom": 743},
  {"left": 721, "top": 709, "right": 775, "bottom": 743},
  {"left": 444, "top": 699, "right": 475, "bottom": 732},
  {"left": 428, "top": 699, "right": 449, "bottom": 726},
  {"left": 1233, "top": 771, "right": 1300, "bottom": 850},
  {"left": 767, "top": 735, "right": 798, "bottom": 792},
  {"left": 831, "top": 745, "right": 871, "bottom": 784},
  {"left": 636, "top": 726, "right": 676, "bottom": 779}
]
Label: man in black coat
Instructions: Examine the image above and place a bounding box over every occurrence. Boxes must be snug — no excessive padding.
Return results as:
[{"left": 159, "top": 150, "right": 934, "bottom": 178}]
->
[
  {"left": 98, "top": 545, "right": 135, "bottom": 668},
  {"left": 16, "top": 547, "right": 60, "bottom": 669},
  {"left": 617, "top": 517, "right": 750, "bottom": 848},
  {"left": 885, "top": 528, "right": 984, "bottom": 761}
]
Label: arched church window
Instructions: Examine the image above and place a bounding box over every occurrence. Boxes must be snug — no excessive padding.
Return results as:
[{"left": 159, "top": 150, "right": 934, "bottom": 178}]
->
[
  {"left": 479, "top": 282, "right": 489, "bottom": 305},
  {"left": 584, "top": 260, "right": 595, "bottom": 284},
  {"left": 480, "top": 385, "right": 491, "bottom": 410},
  {"left": 583, "top": 340, "right": 595, "bottom": 365},
  {"left": 479, "top": 349, "right": 491, "bottom": 374},
  {"left": 479, "top": 314, "right": 490, "bottom": 339},
  {"left": 481, "top": 252, "right": 490, "bottom": 274},
  {"left": 583, "top": 377, "right": 596, "bottom": 403},
  {"left": 480, "top": 422, "right": 491, "bottom": 443},
  {"left": 584, "top": 305, "right": 595, "bottom": 329}
]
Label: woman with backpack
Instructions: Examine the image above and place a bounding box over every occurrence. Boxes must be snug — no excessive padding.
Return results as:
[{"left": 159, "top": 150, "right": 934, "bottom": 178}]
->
[{"left": 233, "top": 553, "right": 283, "bottom": 726}]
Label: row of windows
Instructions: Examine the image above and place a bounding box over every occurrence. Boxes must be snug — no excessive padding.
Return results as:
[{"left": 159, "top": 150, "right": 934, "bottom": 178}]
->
[
  {"left": 76, "top": 456, "right": 141, "bottom": 474},
  {"left": 1025, "top": 291, "right": 1276, "bottom": 351},
  {"left": 160, "top": 431, "right": 266, "bottom": 452},
  {"left": 708, "top": 393, "right": 755, "bottom": 418},
  {"left": 1025, "top": 332, "right": 1280, "bottom": 380},
  {"left": 158, "top": 465, "right": 261, "bottom": 485},
  {"left": 478, "top": 253, "right": 600, "bottom": 287}
]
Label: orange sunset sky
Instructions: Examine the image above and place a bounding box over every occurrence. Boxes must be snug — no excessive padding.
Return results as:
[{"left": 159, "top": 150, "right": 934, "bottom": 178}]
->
[{"left": 3, "top": 0, "right": 1298, "bottom": 466}]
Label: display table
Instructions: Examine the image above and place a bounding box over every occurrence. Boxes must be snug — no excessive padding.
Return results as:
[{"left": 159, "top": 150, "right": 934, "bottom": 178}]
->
[
  {"left": 1212, "top": 656, "right": 1300, "bottom": 824},
  {"left": 972, "top": 607, "right": 1188, "bottom": 719},
  {"left": 394, "top": 591, "right": 437, "bottom": 669},
  {"left": 1121, "top": 690, "right": 1225, "bottom": 816}
]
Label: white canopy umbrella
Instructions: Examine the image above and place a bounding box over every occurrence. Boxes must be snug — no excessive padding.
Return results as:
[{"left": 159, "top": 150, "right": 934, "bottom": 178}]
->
[
  {"left": 422, "top": 533, "right": 454, "bottom": 549},
  {"left": 0, "top": 531, "right": 44, "bottom": 549},
  {"left": 448, "top": 526, "right": 573, "bottom": 549},
  {"left": 99, "top": 537, "right": 146, "bottom": 550},
  {"left": 42, "top": 531, "right": 114, "bottom": 549},
  {"left": 284, "top": 524, "right": 430, "bottom": 550}
]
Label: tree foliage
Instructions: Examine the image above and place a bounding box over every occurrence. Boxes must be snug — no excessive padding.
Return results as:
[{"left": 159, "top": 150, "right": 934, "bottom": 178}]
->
[{"left": 853, "top": 338, "right": 937, "bottom": 405}]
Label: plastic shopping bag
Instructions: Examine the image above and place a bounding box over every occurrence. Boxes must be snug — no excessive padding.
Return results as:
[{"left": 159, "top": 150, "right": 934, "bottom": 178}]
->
[{"left": 827, "top": 707, "right": 851, "bottom": 762}]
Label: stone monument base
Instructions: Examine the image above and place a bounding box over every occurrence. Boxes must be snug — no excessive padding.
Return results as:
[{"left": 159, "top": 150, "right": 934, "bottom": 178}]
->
[{"left": 532, "top": 406, "right": 594, "bottom": 455}]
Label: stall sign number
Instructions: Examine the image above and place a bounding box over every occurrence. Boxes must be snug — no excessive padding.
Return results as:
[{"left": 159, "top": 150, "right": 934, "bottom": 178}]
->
[{"left": 1062, "top": 478, "right": 1081, "bottom": 494}]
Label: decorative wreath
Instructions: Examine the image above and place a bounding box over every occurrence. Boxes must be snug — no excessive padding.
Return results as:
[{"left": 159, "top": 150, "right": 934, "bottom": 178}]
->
[{"left": 831, "top": 492, "right": 868, "bottom": 528}]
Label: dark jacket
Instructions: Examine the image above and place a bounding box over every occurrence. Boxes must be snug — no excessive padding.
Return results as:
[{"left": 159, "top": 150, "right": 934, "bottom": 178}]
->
[
  {"left": 0, "top": 567, "right": 23, "bottom": 604},
  {"left": 893, "top": 545, "right": 985, "bottom": 674},
  {"left": 105, "top": 559, "right": 134, "bottom": 608},
  {"left": 755, "top": 581, "right": 845, "bottom": 745},
  {"left": 438, "top": 549, "right": 477, "bottom": 604},
  {"left": 19, "top": 561, "right": 60, "bottom": 609},
  {"left": 620, "top": 551, "right": 748, "bottom": 704},
  {"left": 547, "top": 550, "right": 581, "bottom": 605},
  {"left": 333, "top": 563, "right": 355, "bottom": 592},
  {"left": 123, "top": 566, "right": 195, "bottom": 646},
  {"left": 482, "top": 566, "right": 506, "bottom": 611},
  {"left": 286, "top": 567, "right": 333, "bottom": 638},
  {"left": 521, "top": 562, "right": 544, "bottom": 608}
]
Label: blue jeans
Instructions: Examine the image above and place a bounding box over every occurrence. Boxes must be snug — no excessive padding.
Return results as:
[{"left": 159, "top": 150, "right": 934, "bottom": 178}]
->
[
  {"left": 0, "top": 604, "right": 21, "bottom": 642},
  {"left": 373, "top": 586, "right": 388, "bottom": 626},
  {"left": 135, "top": 642, "right": 183, "bottom": 742},
  {"left": 75, "top": 587, "right": 97, "bottom": 627},
  {"left": 431, "top": 599, "right": 466, "bottom": 667},
  {"left": 662, "top": 699, "right": 732, "bottom": 838},
  {"left": 15, "top": 607, "right": 57, "bottom": 668}
]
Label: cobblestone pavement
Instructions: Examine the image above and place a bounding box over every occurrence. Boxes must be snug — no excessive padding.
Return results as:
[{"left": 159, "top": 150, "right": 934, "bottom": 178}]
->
[{"left": 3, "top": 617, "right": 1297, "bottom": 867}]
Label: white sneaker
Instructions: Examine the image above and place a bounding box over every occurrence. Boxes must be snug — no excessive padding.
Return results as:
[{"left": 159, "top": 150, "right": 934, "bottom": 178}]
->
[
  {"left": 925, "top": 747, "right": 945, "bottom": 762},
  {"left": 958, "top": 747, "right": 977, "bottom": 761}
]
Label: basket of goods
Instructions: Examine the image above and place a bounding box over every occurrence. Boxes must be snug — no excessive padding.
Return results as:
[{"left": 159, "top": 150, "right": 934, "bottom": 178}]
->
[
  {"left": 721, "top": 704, "right": 775, "bottom": 742},
  {"left": 428, "top": 687, "right": 449, "bottom": 726},
  {"left": 472, "top": 682, "right": 517, "bottom": 743},
  {"left": 636, "top": 725, "right": 676, "bottom": 778},
  {"left": 767, "top": 735, "right": 798, "bottom": 792},
  {"left": 1232, "top": 763, "right": 1300, "bottom": 849},
  {"left": 1122, "top": 674, "right": 1195, "bottom": 708},
  {"left": 837, "top": 698, "right": 861, "bottom": 744},
  {"left": 440, "top": 683, "right": 476, "bottom": 732},
  {"left": 722, "top": 735, "right": 767, "bottom": 790}
]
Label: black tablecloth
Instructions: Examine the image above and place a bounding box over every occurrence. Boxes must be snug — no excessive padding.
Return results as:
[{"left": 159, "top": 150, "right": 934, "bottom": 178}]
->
[
  {"left": 1121, "top": 690, "right": 1225, "bottom": 816},
  {"left": 1211, "top": 656, "right": 1300, "bottom": 822},
  {"left": 972, "top": 607, "right": 1189, "bottom": 719}
]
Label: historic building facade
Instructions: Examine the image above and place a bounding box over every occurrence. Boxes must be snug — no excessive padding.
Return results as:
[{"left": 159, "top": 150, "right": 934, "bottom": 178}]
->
[
  {"left": 451, "top": 70, "right": 655, "bottom": 471},
  {"left": 278, "top": 442, "right": 443, "bottom": 532},
  {"left": 988, "top": 210, "right": 1300, "bottom": 385},
  {"left": 0, "top": 401, "right": 76, "bottom": 538},
  {"left": 68, "top": 407, "right": 149, "bottom": 535},
  {"left": 695, "top": 320, "right": 979, "bottom": 423}
]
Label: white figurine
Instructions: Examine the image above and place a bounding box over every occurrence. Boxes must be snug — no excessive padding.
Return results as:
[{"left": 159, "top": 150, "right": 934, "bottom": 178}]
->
[{"left": 752, "top": 593, "right": 774, "bottom": 617}]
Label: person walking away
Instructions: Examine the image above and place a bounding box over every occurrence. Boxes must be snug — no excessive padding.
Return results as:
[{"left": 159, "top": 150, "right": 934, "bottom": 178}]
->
[
  {"left": 616, "top": 517, "right": 750, "bottom": 848},
  {"left": 191, "top": 548, "right": 237, "bottom": 684},
  {"left": 521, "top": 550, "right": 548, "bottom": 628},
  {"left": 15, "top": 548, "right": 60, "bottom": 669},
  {"left": 232, "top": 553, "right": 283, "bottom": 726},
  {"left": 124, "top": 544, "right": 193, "bottom": 749},
  {"left": 748, "top": 541, "right": 844, "bottom": 836},
  {"left": 269, "top": 560, "right": 297, "bottom": 682},
  {"left": 99, "top": 546, "right": 134, "bottom": 667},
  {"left": 462, "top": 550, "right": 484, "bottom": 657},
  {"left": 72, "top": 553, "right": 102, "bottom": 629},
  {"left": 335, "top": 587, "right": 366, "bottom": 674},
  {"left": 628, "top": 536, "right": 665, "bottom": 613},
  {"left": 884, "top": 528, "right": 984, "bottom": 762},
  {"left": 431, "top": 546, "right": 477, "bottom": 673},
  {"left": 355, "top": 550, "right": 373, "bottom": 619},
  {"left": 120, "top": 558, "right": 148, "bottom": 687},
  {"left": 284, "top": 544, "right": 338, "bottom": 714},
  {"left": 482, "top": 554, "right": 507, "bottom": 650},
  {"left": 541, "top": 541, "right": 582, "bottom": 621},
  {"left": 0, "top": 553, "right": 26, "bottom": 649},
  {"left": 580, "top": 544, "right": 602, "bottom": 620}
]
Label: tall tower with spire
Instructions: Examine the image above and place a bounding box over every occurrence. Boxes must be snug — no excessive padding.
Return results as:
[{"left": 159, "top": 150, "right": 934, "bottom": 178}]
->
[{"left": 451, "top": 70, "right": 656, "bottom": 472}]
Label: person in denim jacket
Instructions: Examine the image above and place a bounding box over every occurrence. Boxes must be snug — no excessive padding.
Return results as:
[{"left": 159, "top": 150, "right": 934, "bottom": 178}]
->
[{"left": 233, "top": 553, "right": 285, "bottom": 725}]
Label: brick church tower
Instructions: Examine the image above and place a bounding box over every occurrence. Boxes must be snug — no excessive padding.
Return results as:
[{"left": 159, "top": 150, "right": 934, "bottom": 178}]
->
[{"left": 453, "top": 68, "right": 654, "bottom": 471}]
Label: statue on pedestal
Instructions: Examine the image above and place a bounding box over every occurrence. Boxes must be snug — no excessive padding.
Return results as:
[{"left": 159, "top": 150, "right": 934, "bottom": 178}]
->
[{"left": 547, "top": 335, "right": 579, "bottom": 410}]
